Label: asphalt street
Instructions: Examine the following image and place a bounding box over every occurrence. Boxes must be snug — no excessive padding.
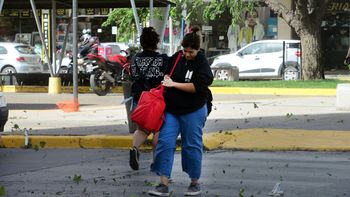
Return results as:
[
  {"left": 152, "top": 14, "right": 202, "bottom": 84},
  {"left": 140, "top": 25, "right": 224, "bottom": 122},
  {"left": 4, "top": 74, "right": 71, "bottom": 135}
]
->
[{"left": 1, "top": 149, "right": 350, "bottom": 197}]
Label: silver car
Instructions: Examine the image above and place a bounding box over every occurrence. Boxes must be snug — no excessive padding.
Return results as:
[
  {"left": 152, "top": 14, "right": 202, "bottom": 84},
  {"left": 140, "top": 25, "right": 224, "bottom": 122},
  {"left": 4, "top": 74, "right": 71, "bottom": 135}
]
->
[
  {"left": 0, "top": 42, "right": 43, "bottom": 74},
  {"left": 0, "top": 92, "right": 8, "bottom": 132}
]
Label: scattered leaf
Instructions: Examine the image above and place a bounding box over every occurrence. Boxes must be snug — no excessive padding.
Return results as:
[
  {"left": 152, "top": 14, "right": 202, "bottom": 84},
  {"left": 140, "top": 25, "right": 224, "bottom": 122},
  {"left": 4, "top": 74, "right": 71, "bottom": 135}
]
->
[
  {"left": 286, "top": 113, "right": 293, "bottom": 118},
  {"left": 0, "top": 185, "right": 6, "bottom": 196},
  {"left": 39, "top": 141, "right": 46, "bottom": 148},
  {"left": 73, "top": 174, "right": 82, "bottom": 184},
  {"left": 33, "top": 145, "right": 39, "bottom": 151}
]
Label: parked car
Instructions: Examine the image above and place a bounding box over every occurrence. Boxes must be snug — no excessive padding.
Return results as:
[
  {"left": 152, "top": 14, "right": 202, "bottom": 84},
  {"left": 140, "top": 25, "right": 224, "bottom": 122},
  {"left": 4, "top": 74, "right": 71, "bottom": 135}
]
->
[
  {"left": 211, "top": 40, "right": 301, "bottom": 80},
  {"left": 0, "top": 42, "right": 44, "bottom": 74},
  {"left": 0, "top": 92, "right": 8, "bottom": 132}
]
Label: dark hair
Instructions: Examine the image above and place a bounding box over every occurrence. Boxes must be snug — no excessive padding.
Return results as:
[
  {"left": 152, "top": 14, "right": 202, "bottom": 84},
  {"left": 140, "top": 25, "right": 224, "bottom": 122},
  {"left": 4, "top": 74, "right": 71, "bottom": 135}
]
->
[
  {"left": 181, "top": 25, "right": 201, "bottom": 50},
  {"left": 245, "top": 9, "right": 258, "bottom": 19},
  {"left": 140, "top": 27, "right": 159, "bottom": 50}
]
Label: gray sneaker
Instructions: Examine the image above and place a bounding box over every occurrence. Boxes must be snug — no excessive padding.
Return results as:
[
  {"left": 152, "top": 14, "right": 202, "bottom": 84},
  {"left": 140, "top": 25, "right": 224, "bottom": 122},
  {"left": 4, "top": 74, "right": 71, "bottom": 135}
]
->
[
  {"left": 148, "top": 184, "right": 170, "bottom": 196},
  {"left": 184, "top": 183, "right": 201, "bottom": 196}
]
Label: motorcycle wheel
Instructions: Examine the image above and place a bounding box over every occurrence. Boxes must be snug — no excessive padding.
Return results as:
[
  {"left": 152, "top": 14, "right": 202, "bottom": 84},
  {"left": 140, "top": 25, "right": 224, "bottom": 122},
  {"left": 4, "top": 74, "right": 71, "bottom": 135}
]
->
[{"left": 90, "top": 69, "right": 112, "bottom": 96}]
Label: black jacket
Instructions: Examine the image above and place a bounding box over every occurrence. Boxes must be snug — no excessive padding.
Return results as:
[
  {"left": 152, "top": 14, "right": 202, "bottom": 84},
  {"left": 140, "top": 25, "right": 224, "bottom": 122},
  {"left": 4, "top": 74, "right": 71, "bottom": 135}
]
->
[
  {"left": 164, "top": 50, "right": 213, "bottom": 115},
  {"left": 130, "top": 50, "right": 169, "bottom": 100}
]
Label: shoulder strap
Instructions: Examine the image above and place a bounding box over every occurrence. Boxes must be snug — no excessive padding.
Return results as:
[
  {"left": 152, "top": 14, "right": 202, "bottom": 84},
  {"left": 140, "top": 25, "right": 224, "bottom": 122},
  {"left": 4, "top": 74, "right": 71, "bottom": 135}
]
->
[{"left": 169, "top": 51, "right": 183, "bottom": 77}]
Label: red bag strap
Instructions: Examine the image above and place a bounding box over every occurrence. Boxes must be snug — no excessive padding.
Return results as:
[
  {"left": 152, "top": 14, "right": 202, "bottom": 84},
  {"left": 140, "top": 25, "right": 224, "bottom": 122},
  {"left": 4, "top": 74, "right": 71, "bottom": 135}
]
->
[{"left": 169, "top": 51, "right": 182, "bottom": 77}]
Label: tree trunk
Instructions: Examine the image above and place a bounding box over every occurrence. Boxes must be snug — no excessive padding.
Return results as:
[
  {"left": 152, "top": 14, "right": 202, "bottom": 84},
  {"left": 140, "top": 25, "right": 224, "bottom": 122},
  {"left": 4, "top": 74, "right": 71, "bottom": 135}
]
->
[{"left": 300, "top": 27, "right": 324, "bottom": 80}]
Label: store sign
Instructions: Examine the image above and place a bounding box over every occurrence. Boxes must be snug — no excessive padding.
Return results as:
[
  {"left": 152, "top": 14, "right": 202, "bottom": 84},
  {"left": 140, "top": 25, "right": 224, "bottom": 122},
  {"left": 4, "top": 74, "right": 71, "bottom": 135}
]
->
[
  {"left": 9, "top": 9, "right": 19, "bottom": 17},
  {"left": 86, "top": 8, "right": 95, "bottom": 15},
  {"left": 42, "top": 9, "right": 51, "bottom": 59},
  {"left": 0, "top": 9, "right": 40, "bottom": 17},
  {"left": 328, "top": 2, "right": 349, "bottom": 12},
  {"left": 57, "top": 9, "right": 66, "bottom": 16},
  {"left": 101, "top": 8, "right": 109, "bottom": 15},
  {"left": 20, "top": 10, "right": 31, "bottom": 18}
]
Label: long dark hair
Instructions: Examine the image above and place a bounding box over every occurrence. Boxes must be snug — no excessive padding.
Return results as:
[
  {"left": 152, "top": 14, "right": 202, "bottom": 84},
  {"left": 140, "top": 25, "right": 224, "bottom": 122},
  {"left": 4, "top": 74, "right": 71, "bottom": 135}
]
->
[
  {"left": 181, "top": 26, "right": 201, "bottom": 50},
  {"left": 140, "top": 27, "right": 159, "bottom": 50}
]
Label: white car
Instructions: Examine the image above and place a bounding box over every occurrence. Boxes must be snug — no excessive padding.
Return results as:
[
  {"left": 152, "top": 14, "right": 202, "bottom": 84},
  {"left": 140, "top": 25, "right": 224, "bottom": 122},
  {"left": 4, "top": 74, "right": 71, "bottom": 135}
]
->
[
  {"left": 0, "top": 42, "right": 44, "bottom": 74},
  {"left": 211, "top": 40, "right": 301, "bottom": 80}
]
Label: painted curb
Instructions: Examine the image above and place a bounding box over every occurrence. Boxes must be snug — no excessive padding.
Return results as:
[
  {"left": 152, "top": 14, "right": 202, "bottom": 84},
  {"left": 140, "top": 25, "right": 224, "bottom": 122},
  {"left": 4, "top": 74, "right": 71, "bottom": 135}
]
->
[
  {"left": 0, "top": 135, "right": 133, "bottom": 149},
  {"left": 203, "top": 128, "right": 350, "bottom": 151},
  {"left": 0, "top": 85, "right": 337, "bottom": 96},
  {"left": 2, "top": 128, "right": 350, "bottom": 151},
  {"left": 209, "top": 87, "right": 336, "bottom": 96},
  {"left": 0, "top": 85, "right": 124, "bottom": 94}
]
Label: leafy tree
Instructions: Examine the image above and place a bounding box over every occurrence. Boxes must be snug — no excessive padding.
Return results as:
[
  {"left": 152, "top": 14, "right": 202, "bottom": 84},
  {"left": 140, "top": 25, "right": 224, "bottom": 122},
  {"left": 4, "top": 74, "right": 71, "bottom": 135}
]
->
[
  {"left": 265, "top": 0, "right": 330, "bottom": 80},
  {"left": 205, "top": 0, "right": 331, "bottom": 80},
  {"left": 102, "top": 8, "right": 149, "bottom": 42}
]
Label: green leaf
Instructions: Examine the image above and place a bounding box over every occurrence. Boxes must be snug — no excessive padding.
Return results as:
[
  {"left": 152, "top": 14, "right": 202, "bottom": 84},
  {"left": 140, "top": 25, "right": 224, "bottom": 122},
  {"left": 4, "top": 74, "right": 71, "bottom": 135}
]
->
[
  {"left": 73, "top": 174, "right": 82, "bottom": 184},
  {"left": 33, "top": 145, "right": 39, "bottom": 151},
  {"left": 39, "top": 141, "right": 46, "bottom": 148},
  {"left": 0, "top": 185, "right": 6, "bottom": 196}
]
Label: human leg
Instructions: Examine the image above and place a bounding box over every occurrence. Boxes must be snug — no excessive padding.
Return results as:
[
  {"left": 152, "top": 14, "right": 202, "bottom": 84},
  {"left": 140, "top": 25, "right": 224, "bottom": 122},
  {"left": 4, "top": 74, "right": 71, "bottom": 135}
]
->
[
  {"left": 130, "top": 129, "right": 150, "bottom": 170},
  {"left": 151, "top": 112, "right": 180, "bottom": 180},
  {"left": 180, "top": 105, "right": 207, "bottom": 195},
  {"left": 148, "top": 112, "right": 180, "bottom": 196}
]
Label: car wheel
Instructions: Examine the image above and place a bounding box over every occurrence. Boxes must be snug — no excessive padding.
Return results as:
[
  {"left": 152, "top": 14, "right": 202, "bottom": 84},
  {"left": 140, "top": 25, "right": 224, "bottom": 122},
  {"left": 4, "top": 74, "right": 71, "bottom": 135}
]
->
[
  {"left": 215, "top": 70, "right": 229, "bottom": 80},
  {"left": 283, "top": 66, "right": 299, "bottom": 80},
  {"left": 1, "top": 66, "right": 17, "bottom": 74}
]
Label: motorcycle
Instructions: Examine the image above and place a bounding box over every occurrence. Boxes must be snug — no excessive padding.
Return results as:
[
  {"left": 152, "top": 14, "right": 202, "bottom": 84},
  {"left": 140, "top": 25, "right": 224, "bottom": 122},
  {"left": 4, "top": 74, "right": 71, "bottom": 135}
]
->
[
  {"left": 87, "top": 49, "right": 133, "bottom": 96},
  {"left": 60, "top": 36, "right": 98, "bottom": 75}
]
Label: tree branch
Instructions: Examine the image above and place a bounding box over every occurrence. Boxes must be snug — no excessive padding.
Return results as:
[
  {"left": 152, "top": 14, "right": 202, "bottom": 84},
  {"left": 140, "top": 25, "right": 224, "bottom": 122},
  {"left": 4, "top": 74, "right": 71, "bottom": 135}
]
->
[{"left": 264, "top": 0, "right": 302, "bottom": 34}]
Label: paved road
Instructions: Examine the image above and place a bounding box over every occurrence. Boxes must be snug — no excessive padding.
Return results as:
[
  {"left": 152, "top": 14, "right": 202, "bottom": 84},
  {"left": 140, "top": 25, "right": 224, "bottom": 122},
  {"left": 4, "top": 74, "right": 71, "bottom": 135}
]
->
[
  {"left": 3, "top": 92, "right": 350, "bottom": 135},
  {"left": 1, "top": 149, "right": 350, "bottom": 197}
]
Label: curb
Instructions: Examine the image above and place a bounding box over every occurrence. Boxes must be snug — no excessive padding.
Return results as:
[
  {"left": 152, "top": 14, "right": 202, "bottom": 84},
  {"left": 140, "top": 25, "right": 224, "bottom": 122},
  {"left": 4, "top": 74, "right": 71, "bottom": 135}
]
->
[
  {"left": 0, "top": 85, "right": 337, "bottom": 96},
  {"left": 203, "top": 128, "right": 350, "bottom": 151},
  {"left": 2, "top": 128, "right": 350, "bottom": 151},
  {"left": 209, "top": 87, "right": 336, "bottom": 96},
  {"left": 0, "top": 85, "right": 123, "bottom": 94}
]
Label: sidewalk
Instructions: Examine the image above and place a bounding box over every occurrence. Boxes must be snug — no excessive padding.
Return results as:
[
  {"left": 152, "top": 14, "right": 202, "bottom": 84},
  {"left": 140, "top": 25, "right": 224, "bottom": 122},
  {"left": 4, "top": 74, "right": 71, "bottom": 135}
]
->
[{"left": 1, "top": 87, "right": 350, "bottom": 151}]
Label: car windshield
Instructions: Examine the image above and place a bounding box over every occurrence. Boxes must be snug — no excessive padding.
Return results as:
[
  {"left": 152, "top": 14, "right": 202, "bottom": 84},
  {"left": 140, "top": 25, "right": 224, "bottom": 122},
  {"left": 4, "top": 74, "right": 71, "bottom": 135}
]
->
[{"left": 15, "top": 45, "right": 36, "bottom": 55}]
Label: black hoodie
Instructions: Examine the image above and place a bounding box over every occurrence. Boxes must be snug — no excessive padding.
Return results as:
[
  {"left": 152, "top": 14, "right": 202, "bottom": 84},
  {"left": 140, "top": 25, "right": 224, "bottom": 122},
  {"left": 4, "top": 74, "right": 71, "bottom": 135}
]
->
[{"left": 164, "top": 50, "right": 213, "bottom": 115}]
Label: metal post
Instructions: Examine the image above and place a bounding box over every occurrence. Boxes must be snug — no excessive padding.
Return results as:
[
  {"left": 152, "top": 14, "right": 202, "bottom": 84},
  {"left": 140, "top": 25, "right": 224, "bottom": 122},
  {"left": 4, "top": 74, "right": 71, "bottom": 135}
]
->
[
  {"left": 72, "top": 0, "right": 79, "bottom": 107},
  {"left": 30, "top": 0, "right": 54, "bottom": 76},
  {"left": 159, "top": 4, "right": 170, "bottom": 45},
  {"left": 51, "top": 0, "right": 57, "bottom": 75},
  {"left": 169, "top": 16, "right": 173, "bottom": 55},
  {"left": 58, "top": 16, "right": 72, "bottom": 71},
  {"left": 130, "top": 0, "right": 141, "bottom": 38},
  {"left": 0, "top": 0, "right": 4, "bottom": 14},
  {"left": 149, "top": 0, "right": 154, "bottom": 27}
]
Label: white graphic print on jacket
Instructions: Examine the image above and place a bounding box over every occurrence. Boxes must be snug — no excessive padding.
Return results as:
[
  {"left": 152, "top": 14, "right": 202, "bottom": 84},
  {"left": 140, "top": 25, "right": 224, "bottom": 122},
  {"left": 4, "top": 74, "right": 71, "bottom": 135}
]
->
[{"left": 132, "top": 57, "right": 164, "bottom": 79}]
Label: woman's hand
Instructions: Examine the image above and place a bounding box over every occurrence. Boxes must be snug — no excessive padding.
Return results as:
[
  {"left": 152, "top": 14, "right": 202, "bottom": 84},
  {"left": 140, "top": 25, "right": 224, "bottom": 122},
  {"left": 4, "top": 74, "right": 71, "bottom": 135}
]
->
[
  {"left": 161, "top": 75, "right": 175, "bottom": 87},
  {"left": 162, "top": 74, "right": 196, "bottom": 93}
]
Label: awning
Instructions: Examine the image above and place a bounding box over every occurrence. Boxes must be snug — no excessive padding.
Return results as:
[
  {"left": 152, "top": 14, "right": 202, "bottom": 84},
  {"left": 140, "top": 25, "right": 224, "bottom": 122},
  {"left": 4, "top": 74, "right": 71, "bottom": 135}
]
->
[{"left": 2, "top": 0, "right": 175, "bottom": 9}]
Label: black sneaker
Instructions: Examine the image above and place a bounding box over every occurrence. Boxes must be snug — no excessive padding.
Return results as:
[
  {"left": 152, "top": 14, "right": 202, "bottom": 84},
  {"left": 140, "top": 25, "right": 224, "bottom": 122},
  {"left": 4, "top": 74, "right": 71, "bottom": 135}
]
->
[
  {"left": 129, "top": 146, "right": 140, "bottom": 170},
  {"left": 148, "top": 184, "right": 170, "bottom": 196},
  {"left": 184, "top": 183, "right": 201, "bottom": 196}
]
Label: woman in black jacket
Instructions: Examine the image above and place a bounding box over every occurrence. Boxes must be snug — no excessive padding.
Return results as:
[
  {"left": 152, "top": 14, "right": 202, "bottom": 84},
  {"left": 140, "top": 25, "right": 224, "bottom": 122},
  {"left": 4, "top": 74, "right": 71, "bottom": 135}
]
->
[
  {"left": 148, "top": 26, "right": 213, "bottom": 196},
  {"left": 129, "top": 27, "right": 168, "bottom": 171}
]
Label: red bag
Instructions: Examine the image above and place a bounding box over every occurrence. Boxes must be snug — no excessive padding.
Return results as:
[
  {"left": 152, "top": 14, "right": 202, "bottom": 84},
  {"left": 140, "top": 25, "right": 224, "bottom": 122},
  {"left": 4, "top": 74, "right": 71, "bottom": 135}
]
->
[{"left": 131, "top": 51, "right": 182, "bottom": 132}]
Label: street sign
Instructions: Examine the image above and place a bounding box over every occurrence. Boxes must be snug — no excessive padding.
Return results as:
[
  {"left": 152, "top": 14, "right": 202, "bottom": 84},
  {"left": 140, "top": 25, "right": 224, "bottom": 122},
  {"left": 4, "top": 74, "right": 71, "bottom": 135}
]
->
[{"left": 112, "top": 26, "right": 117, "bottom": 35}]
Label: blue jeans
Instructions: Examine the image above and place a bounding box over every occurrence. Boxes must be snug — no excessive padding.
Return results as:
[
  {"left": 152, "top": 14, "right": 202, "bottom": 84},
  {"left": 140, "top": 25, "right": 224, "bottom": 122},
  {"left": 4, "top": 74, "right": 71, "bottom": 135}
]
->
[{"left": 151, "top": 104, "right": 207, "bottom": 179}]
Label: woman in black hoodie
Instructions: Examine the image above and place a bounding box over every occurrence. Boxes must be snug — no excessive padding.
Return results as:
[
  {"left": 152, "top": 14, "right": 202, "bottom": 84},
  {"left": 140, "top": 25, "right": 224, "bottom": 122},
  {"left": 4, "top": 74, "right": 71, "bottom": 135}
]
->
[{"left": 148, "top": 26, "right": 213, "bottom": 196}]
